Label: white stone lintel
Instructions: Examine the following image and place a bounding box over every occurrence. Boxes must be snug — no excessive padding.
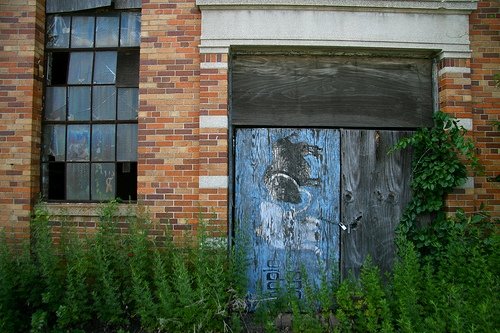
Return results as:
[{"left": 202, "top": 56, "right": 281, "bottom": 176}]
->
[
  {"left": 200, "top": 9, "right": 473, "bottom": 56},
  {"left": 199, "top": 176, "right": 228, "bottom": 189},
  {"left": 200, "top": 115, "right": 228, "bottom": 128}
]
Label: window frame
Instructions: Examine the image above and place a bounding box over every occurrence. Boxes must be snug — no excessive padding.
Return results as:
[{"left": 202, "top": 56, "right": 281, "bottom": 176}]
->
[{"left": 41, "top": 7, "right": 140, "bottom": 203}]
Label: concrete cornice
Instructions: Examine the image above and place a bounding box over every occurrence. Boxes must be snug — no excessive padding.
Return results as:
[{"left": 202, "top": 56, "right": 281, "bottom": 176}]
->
[{"left": 196, "top": 0, "right": 478, "bottom": 13}]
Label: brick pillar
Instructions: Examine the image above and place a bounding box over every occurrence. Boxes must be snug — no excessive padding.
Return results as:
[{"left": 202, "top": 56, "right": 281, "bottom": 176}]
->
[
  {"left": 0, "top": 0, "right": 45, "bottom": 241},
  {"left": 437, "top": 57, "right": 475, "bottom": 213},
  {"left": 470, "top": 0, "right": 500, "bottom": 217},
  {"left": 199, "top": 52, "right": 228, "bottom": 237},
  {"left": 138, "top": 0, "right": 203, "bottom": 241}
]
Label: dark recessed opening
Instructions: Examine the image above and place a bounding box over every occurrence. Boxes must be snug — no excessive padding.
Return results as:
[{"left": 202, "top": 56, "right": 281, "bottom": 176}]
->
[{"left": 116, "top": 161, "right": 137, "bottom": 201}]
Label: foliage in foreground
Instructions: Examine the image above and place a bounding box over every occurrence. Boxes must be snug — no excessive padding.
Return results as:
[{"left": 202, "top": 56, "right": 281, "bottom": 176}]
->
[
  {"left": 0, "top": 202, "right": 234, "bottom": 333},
  {"left": 0, "top": 203, "right": 498, "bottom": 333}
]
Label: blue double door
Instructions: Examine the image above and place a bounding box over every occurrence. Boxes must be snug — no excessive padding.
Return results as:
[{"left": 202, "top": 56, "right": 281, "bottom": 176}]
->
[{"left": 234, "top": 128, "right": 341, "bottom": 299}]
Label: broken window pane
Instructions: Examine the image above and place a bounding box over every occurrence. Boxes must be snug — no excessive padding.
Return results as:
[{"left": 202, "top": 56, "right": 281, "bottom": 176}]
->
[
  {"left": 92, "top": 124, "right": 116, "bottom": 161},
  {"left": 116, "top": 51, "right": 139, "bottom": 86},
  {"left": 117, "top": 124, "right": 137, "bottom": 161},
  {"left": 66, "top": 163, "right": 90, "bottom": 200},
  {"left": 120, "top": 12, "right": 140, "bottom": 47},
  {"left": 91, "top": 163, "right": 115, "bottom": 201},
  {"left": 116, "top": 162, "right": 137, "bottom": 201},
  {"left": 68, "top": 52, "right": 93, "bottom": 84},
  {"left": 45, "top": 87, "right": 66, "bottom": 120},
  {"left": 67, "top": 125, "right": 90, "bottom": 161},
  {"left": 43, "top": 125, "right": 66, "bottom": 162},
  {"left": 117, "top": 88, "right": 138, "bottom": 120},
  {"left": 92, "top": 86, "right": 116, "bottom": 120},
  {"left": 68, "top": 86, "right": 91, "bottom": 120},
  {"left": 96, "top": 14, "right": 119, "bottom": 47},
  {"left": 71, "top": 16, "right": 95, "bottom": 48},
  {"left": 42, "top": 162, "right": 65, "bottom": 200},
  {"left": 46, "top": 52, "right": 69, "bottom": 85},
  {"left": 46, "top": 15, "right": 70, "bottom": 48},
  {"left": 93, "top": 51, "right": 117, "bottom": 84}
]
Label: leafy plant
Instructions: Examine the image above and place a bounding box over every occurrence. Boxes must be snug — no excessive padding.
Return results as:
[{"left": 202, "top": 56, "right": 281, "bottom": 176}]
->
[{"left": 391, "top": 111, "right": 482, "bottom": 245}]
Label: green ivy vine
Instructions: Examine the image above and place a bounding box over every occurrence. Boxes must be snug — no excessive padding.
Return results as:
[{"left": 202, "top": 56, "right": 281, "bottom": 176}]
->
[{"left": 392, "top": 111, "right": 483, "bottom": 248}]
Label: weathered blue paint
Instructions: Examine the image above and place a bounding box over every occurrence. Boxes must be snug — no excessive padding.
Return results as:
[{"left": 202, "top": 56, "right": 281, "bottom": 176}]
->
[{"left": 235, "top": 128, "right": 340, "bottom": 301}]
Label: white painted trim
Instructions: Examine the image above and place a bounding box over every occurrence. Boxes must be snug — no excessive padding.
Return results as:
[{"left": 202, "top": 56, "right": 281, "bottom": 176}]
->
[
  {"left": 200, "top": 115, "right": 228, "bottom": 128},
  {"left": 199, "top": 176, "right": 228, "bottom": 188},
  {"left": 200, "top": 62, "right": 228, "bottom": 69},
  {"left": 438, "top": 66, "right": 471, "bottom": 76}
]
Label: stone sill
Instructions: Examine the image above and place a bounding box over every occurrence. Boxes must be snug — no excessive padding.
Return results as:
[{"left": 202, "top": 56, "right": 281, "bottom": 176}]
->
[{"left": 196, "top": 0, "right": 477, "bottom": 13}]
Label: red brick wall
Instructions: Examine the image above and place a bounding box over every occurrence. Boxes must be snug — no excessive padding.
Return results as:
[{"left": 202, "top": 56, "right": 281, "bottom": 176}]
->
[
  {"left": 0, "top": 0, "right": 498, "bottom": 243},
  {"left": 470, "top": 0, "right": 500, "bottom": 217},
  {"left": 437, "top": 57, "right": 476, "bottom": 214},
  {"left": 138, "top": 0, "right": 207, "bottom": 241},
  {"left": 0, "top": 0, "right": 45, "bottom": 241}
]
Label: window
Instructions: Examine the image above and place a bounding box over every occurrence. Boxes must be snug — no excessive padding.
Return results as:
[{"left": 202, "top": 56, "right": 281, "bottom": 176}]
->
[{"left": 42, "top": 8, "right": 140, "bottom": 202}]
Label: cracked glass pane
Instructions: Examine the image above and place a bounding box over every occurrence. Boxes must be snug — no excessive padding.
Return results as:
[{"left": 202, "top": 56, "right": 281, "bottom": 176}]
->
[
  {"left": 96, "top": 14, "right": 119, "bottom": 47},
  {"left": 93, "top": 51, "right": 117, "bottom": 84},
  {"left": 71, "top": 16, "right": 95, "bottom": 48},
  {"left": 120, "top": 12, "right": 140, "bottom": 47},
  {"left": 46, "top": 15, "right": 70, "bottom": 48},
  {"left": 42, "top": 125, "right": 66, "bottom": 161},
  {"left": 68, "top": 86, "right": 91, "bottom": 120},
  {"left": 117, "top": 124, "right": 137, "bottom": 161},
  {"left": 91, "top": 163, "right": 115, "bottom": 200},
  {"left": 92, "top": 124, "right": 116, "bottom": 161},
  {"left": 45, "top": 87, "right": 66, "bottom": 120},
  {"left": 67, "top": 163, "right": 90, "bottom": 200},
  {"left": 67, "top": 125, "right": 90, "bottom": 161},
  {"left": 117, "top": 88, "right": 138, "bottom": 120},
  {"left": 92, "top": 86, "right": 116, "bottom": 120},
  {"left": 68, "top": 52, "right": 93, "bottom": 84}
]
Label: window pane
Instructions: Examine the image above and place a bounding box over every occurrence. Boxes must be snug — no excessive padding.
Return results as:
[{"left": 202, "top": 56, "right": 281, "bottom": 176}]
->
[
  {"left": 68, "top": 86, "right": 91, "bottom": 120},
  {"left": 46, "top": 52, "right": 69, "bottom": 85},
  {"left": 45, "top": 87, "right": 66, "bottom": 120},
  {"left": 42, "top": 162, "right": 65, "bottom": 200},
  {"left": 117, "top": 124, "right": 137, "bottom": 161},
  {"left": 120, "top": 12, "right": 140, "bottom": 47},
  {"left": 116, "top": 51, "right": 139, "bottom": 86},
  {"left": 68, "top": 52, "right": 93, "bottom": 84},
  {"left": 117, "top": 88, "right": 138, "bottom": 120},
  {"left": 92, "top": 86, "right": 116, "bottom": 120},
  {"left": 92, "top": 124, "right": 115, "bottom": 161},
  {"left": 116, "top": 162, "right": 137, "bottom": 201},
  {"left": 43, "top": 125, "right": 66, "bottom": 161},
  {"left": 67, "top": 163, "right": 90, "bottom": 200},
  {"left": 46, "top": 15, "right": 70, "bottom": 48},
  {"left": 91, "top": 163, "right": 115, "bottom": 201},
  {"left": 71, "top": 16, "right": 95, "bottom": 48},
  {"left": 93, "top": 51, "right": 117, "bottom": 84},
  {"left": 67, "top": 125, "right": 90, "bottom": 161},
  {"left": 96, "top": 14, "right": 119, "bottom": 47}
]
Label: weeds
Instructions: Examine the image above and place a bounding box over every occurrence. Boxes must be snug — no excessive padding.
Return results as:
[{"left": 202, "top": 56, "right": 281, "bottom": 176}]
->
[{"left": 0, "top": 201, "right": 497, "bottom": 332}]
